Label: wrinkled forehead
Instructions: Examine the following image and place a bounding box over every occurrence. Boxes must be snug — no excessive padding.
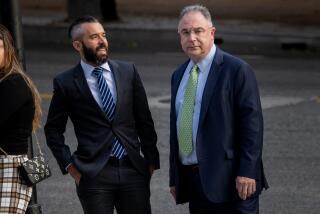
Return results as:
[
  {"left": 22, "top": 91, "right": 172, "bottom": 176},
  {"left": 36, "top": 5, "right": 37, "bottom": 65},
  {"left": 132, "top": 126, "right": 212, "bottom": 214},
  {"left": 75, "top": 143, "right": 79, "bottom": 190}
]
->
[{"left": 178, "top": 11, "right": 212, "bottom": 30}]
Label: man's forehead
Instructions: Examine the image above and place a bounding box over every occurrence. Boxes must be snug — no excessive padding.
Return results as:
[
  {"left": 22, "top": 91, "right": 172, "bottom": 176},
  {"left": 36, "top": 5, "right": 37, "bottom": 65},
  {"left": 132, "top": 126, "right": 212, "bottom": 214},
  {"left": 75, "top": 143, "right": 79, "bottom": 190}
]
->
[{"left": 81, "top": 22, "right": 105, "bottom": 32}]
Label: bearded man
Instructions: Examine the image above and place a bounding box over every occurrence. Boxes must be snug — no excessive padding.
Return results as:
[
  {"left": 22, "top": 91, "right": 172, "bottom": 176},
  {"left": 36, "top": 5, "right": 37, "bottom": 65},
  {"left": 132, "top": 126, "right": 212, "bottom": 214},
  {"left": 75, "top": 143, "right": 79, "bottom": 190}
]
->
[{"left": 45, "top": 16, "right": 160, "bottom": 214}]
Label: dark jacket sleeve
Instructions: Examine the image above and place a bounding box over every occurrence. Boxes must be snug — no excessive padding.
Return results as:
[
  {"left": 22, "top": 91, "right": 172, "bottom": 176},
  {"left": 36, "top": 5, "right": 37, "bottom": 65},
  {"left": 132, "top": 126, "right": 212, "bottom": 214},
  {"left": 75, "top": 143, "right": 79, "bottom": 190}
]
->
[
  {"left": 169, "top": 72, "right": 176, "bottom": 187},
  {"left": 234, "top": 62, "right": 264, "bottom": 179},
  {"left": 132, "top": 64, "right": 160, "bottom": 169},
  {"left": 44, "top": 77, "right": 72, "bottom": 174}
]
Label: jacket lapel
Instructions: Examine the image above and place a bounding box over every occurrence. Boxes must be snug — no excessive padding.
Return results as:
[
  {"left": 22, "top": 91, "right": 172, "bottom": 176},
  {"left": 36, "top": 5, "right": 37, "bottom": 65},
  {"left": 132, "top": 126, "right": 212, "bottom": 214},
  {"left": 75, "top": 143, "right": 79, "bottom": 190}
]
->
[
  {"left": 73, "top": 63, "right": 107, "bottom": 119},
  {"left": 107, "top": 60, "right": 121, "bottom": 120},
  {"left": 198, "top": 48, "right": 224, "bottom": 127},
  {"left": 172, "top": 60, "right": 190, "bottom": 119}
]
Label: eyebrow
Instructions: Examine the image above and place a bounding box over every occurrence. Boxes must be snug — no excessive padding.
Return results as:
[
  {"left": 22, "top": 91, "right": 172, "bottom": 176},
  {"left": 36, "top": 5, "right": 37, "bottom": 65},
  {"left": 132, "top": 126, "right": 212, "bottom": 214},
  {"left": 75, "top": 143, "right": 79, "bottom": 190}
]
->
[{"left": 181, "top": 27, "right": 205, "bottom": 30}]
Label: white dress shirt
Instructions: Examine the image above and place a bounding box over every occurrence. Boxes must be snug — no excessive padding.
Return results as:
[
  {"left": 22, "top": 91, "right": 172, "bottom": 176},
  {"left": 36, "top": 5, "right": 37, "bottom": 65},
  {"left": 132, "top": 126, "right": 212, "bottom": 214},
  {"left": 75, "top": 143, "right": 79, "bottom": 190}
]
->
[{"left": 81, "top": 60, "right": 117, "bottom": 107}]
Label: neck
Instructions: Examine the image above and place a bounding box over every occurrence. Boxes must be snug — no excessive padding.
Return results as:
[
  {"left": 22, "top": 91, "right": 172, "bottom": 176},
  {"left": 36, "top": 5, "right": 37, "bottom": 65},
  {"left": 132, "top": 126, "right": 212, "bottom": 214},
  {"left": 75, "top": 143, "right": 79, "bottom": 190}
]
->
[
  {"left": 190, "top": 56, "right": 203, "bottom": 64},
  {"left": 81, "top": 57, "right": 98, "bottom": 67}
]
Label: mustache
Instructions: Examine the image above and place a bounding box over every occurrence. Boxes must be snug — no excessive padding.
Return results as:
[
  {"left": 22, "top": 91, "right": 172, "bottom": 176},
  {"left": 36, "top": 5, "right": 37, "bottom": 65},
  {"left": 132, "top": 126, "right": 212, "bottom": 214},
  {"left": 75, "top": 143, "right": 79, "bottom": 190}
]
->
[{"left": 96, "top": 44, "right": 107, "bottom": 51}]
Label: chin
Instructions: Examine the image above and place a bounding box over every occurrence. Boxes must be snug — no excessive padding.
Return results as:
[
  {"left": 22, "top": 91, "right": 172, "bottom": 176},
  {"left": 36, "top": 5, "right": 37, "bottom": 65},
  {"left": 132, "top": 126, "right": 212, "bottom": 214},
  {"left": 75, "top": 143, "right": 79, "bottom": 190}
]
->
[
  {"left": 187, "top": 51, "right": 201, "bottom": 57},
  {"left": 98, "top": 54, "right": 108, "bottom": 60}
]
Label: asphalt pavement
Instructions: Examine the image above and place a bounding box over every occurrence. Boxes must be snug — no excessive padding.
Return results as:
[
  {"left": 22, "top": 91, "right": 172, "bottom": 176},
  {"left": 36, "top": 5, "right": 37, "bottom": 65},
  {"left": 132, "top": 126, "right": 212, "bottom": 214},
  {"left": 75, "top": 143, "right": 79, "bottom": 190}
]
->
[{"left": 21, "top": 14, "right": 320, "bottom": 214}]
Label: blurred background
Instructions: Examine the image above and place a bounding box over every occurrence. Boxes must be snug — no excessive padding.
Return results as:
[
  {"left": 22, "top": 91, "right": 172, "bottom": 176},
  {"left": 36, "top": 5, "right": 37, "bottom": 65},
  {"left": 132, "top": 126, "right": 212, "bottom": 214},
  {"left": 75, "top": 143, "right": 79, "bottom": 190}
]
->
[
  {"left": 17, "top": 0, "right": 320, "bottom": 54},
  {"left": 1, "top": 0, "right": 320, "bottom": 213},
  {"left": 20, "top": 0, "right": 320, "bottom": 24}
]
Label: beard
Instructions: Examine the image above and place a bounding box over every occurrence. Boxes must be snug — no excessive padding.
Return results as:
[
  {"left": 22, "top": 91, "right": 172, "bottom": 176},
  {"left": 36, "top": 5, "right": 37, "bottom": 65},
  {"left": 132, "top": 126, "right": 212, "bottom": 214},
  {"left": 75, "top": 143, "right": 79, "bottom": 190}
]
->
[{"left": 82, "top": 42, "right": 108, "bottom": 66}]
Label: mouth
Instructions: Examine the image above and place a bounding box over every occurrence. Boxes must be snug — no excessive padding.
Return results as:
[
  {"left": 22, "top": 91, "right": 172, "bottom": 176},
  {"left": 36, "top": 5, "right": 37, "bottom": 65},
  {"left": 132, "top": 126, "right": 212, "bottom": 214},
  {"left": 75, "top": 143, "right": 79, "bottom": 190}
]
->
[
  {"left": 97, "top": 48, "right": 107, "bottom": 54},
  {"left": 187, "top": 46, "right": 199, "bottom": 50}
]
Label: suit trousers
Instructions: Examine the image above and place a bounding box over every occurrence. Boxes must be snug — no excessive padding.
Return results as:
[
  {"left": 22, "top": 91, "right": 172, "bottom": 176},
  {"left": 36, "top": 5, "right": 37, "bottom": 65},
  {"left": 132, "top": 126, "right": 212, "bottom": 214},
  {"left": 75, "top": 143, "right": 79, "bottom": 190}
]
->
[
  {"left": 189, "top": 167, "right": 259, "bottom": 214},
  {"left": 76, "top": 156, "right": 151, "bottom": 214}
]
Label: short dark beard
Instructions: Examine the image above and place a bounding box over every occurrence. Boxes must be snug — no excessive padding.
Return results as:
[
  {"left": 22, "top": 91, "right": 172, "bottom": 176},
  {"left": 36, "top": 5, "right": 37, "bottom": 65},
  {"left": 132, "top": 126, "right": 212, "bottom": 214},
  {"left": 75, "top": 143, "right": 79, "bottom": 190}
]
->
[{"left": 82, "top": 42, "right": 108, "bottom": 66}]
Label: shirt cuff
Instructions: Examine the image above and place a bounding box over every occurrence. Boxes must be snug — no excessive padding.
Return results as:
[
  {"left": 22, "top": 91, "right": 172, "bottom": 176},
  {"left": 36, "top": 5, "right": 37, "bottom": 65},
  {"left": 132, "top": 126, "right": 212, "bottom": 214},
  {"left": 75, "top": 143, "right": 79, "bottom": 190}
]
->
[{"left": 65, "top": 163, "right": 72, "bottom": 171}]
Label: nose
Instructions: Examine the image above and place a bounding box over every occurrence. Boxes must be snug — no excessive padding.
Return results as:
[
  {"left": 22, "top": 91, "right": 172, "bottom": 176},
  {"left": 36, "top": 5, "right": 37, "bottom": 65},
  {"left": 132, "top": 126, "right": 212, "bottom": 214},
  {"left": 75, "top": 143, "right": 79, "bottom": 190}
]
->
[
  {"left": 98, "top": 36, "right": 104, "bottom": 43},
  {"left": 188, "top": 32, "right": 197, "bottom": 42},
  {"left": 98, "top": 35, "right": 107, "bottom": 43}
]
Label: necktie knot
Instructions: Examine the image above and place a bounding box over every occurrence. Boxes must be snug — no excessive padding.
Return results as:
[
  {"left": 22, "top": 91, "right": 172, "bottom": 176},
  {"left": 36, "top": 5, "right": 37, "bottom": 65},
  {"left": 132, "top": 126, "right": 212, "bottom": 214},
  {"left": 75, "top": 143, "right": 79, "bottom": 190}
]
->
[
  {"left": 191, "top": 64, "right": 199, "bottom": 74},
  {"left": 92, "top": 67, "right": 104, "bottom": 78}
]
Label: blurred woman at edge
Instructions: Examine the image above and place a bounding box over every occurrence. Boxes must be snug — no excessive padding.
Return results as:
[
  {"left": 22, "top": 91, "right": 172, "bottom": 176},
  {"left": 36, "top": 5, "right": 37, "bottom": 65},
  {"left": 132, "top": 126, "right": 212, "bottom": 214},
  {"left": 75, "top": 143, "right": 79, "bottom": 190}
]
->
[{"left": 0, "top": 24, "right": 42, "bottom": 214}]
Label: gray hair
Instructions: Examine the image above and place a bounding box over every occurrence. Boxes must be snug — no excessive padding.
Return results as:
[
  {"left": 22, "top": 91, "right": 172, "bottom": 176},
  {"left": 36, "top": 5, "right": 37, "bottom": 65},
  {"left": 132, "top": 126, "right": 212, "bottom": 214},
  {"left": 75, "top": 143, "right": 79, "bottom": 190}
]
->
[
  {"left": 68, "top": 15, "right": 100, "bottom": 40},
  {"left": 179, "top": 4, "right": 213, "bottom": 26}
]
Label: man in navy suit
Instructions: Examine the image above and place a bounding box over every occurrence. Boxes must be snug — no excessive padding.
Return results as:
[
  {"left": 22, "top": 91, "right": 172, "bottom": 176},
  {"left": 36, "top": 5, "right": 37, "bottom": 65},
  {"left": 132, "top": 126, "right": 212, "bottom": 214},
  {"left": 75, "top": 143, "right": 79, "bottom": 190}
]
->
[
  {"left": 169, "top": 5, "right": 268, "bottom": 214},
  {"left": 45, "top": 16, "right": 159, "bottom": 214}
]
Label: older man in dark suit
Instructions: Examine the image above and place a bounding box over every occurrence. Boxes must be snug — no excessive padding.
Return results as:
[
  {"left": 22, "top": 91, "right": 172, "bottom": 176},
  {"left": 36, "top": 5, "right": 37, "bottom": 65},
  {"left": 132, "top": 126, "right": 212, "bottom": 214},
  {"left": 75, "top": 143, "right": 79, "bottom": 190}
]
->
[
  {"left": 169, "top": 5, "right": 268, "bottom": 214},
  {"left": 45, "top": 16, "right": 159, "bottom": 214}
]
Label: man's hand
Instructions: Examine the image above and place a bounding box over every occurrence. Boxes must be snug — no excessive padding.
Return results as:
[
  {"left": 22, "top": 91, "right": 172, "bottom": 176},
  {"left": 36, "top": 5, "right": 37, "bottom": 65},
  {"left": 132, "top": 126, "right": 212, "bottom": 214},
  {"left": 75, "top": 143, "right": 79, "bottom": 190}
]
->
[
  {"left": 169, "top": 186, "right": 176, "bottom": 201},
  {"left": 236, "top": 176, "right": 256, "bottom": 200},
  {"left": 67, "top": 164, "right": 82, "bottom": 185}
]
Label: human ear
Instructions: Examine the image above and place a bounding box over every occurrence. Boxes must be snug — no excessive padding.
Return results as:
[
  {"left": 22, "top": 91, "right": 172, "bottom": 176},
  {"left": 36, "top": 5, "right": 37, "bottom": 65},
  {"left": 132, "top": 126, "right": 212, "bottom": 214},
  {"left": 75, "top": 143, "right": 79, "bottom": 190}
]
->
[{"left": 72, "top": 40, "right": 82, "bottom": 51}]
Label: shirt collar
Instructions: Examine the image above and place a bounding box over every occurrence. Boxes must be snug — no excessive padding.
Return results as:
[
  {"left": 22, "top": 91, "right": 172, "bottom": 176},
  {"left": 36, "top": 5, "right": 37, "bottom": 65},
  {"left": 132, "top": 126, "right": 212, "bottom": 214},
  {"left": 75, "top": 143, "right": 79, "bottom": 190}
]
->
[{"left": 81, "top": 60, "right": 111, "bottom": 78}]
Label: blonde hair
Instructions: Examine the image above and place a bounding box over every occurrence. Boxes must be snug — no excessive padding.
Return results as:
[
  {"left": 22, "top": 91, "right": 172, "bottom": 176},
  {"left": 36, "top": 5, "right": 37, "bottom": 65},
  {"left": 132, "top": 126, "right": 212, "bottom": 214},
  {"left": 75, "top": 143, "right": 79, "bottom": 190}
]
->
[{"left": 0, "top": 24, "right": 42, "bottom": 130}]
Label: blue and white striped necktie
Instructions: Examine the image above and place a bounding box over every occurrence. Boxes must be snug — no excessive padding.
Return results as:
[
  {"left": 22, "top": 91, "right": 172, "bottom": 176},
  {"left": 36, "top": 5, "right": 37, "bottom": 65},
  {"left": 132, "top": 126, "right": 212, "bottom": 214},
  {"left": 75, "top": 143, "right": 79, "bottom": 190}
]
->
[{"left": 92, "top": 67, "right": 126, "bottom": 159}]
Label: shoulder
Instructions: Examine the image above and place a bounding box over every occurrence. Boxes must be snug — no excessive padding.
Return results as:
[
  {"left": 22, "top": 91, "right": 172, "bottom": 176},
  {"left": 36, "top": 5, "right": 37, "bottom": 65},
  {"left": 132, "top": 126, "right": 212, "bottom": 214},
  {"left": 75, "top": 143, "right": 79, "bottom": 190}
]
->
[
  {"left": 109, "top": 59, "right": 135, "bottom": 71},
  {"left": 109, "top": 59, "right": 133, "bottom": 66},
  {"left": 52, "top": 64, "right": 84, "bottom": 90},
  {"left": 108, "top": 59, "right": 138, "bottom": 80},
  {"left": 221, "top": 50, "right": 248, "bottom": 68},
  {"left": 54, "top": 64, "right": 79, "bottom": 82},
  {"left": 0, "top": 73, "right": 29, "bottom": 90},
  {"left": 171, "top": 59, "right": 189, "bottom": 81},
  {"left": 174, "top": 59, "right": 189, "bottom": 73},
  {"left": 219, "top": 50, "right": 254, "bottom": 76},
  {"left": 218, "top": 50, "right": 258, "bottom": 88},
  {"left": 1, "top": 73, "right": 25, "bottom": 83},
  {"left": 0, "top": 73, "right": 32, "bottom": 100}
]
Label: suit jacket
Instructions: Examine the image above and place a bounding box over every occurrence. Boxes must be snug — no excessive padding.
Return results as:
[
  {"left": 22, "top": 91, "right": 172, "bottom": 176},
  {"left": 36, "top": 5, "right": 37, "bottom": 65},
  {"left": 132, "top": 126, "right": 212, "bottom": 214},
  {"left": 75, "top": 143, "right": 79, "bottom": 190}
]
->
[
  {"left": 169, "top": 48, "right": 268, "bottom": 204},
  {"left": 45, "top": 59, "right": 160, "bottom": 178}
]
